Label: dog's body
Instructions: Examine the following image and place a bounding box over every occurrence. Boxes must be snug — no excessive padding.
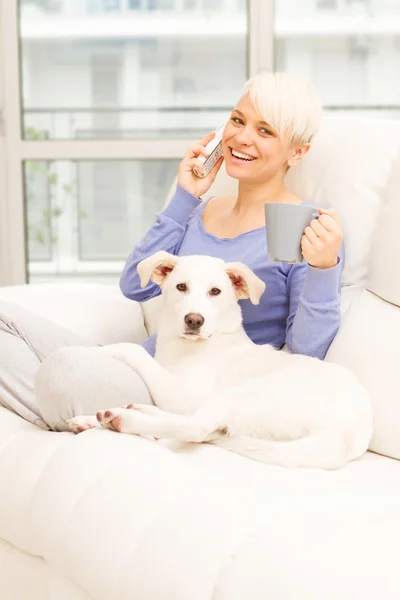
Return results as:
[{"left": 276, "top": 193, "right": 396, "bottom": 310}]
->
[{"left": 69, "top": 252, "right": 373, "bottom": 469}]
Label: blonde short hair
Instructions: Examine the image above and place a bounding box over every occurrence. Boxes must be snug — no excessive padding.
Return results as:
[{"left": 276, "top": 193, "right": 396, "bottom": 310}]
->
[{"left": 243, "top": 71, "right": 322, "bottom": 145}]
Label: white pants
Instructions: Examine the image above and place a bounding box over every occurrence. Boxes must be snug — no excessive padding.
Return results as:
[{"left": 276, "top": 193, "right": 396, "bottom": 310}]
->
[{"left": 0, "top": 301, "right": 152, "bottom": 432}]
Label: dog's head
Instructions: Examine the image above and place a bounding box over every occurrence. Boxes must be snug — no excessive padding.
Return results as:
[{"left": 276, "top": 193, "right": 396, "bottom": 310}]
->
[{"left": 138, "top": 251, "right": 265, "bottom": 341}]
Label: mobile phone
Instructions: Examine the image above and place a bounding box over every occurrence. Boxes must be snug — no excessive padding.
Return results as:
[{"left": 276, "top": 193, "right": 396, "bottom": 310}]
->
[{"left": 193, "top": 124, "right": 225, "bottom": 178}]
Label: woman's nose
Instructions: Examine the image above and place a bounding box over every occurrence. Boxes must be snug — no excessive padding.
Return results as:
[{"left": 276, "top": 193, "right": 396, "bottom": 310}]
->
[{"left": 234, "top": 126, "right": 253, "bottom": 146}]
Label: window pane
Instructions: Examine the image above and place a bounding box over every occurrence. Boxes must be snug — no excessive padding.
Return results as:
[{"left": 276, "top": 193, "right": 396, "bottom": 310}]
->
[
  {"left": 19, "top": 0, "right": 248, "bottom": 139},
  {"left": 275, "top": 0, "right": 400, "bottom": 119},
  {"left": 24, "top": 160, "right": 180, "bottom": 282},
  {"left": 25, "top": 160, "right": 54, "bottom": 262}
]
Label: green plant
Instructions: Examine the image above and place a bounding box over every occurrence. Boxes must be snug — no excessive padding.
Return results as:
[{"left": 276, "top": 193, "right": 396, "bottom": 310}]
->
[{"left": 24, "top": 125, "right": 86, "bottom": 249}]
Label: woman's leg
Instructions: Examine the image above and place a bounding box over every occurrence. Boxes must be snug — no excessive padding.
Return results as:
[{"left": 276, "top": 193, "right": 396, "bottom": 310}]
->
[
  {"left": 0, "top": 300, "right": 93, "bottom": 429},
  {"left": 0, "top": 300, "right": 152, "bottom": 432},
  {"left": 35, "top": 346, "right": 152, "bottom": 432}
]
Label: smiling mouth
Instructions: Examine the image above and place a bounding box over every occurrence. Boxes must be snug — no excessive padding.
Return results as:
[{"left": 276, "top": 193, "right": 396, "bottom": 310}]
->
[{"left": 230, "top": 148, "right": 256, "bottom": 162}]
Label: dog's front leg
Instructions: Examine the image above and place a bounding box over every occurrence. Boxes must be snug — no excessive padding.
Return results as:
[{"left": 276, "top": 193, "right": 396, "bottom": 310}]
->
[
  {"left": 97, "top": 404, "right": 224, "bottom": 443},
  {"left": 99, "top": 343, "right": 185, "bottom": 411}
]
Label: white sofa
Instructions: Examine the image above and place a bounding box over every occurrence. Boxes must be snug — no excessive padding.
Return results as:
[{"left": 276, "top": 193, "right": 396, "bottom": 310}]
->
[{"left": 1, "top": 116, "right": 400, "bottom": 599}]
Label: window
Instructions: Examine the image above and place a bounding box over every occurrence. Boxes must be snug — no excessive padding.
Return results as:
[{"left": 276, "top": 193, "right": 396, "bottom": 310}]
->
[
  {"left": 15, "top": 0, "right": 248, "bottom": 281},
  {"left": 275, "top": 0, "right": 400, "bottom": 115}
]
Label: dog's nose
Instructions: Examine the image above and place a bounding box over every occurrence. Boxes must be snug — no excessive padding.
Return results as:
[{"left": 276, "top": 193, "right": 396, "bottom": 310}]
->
[{"left": 184, "top": 313, "right": 205, "bottom": 330}]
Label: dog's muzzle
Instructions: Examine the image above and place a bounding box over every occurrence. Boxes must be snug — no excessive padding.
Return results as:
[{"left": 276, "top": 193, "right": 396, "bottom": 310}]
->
[{"left": 184, "top": 313, "right": 205, "bottom": 333}]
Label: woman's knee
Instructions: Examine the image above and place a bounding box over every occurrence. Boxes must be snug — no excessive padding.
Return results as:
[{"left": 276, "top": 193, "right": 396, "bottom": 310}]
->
[{"left": 35, "top": 346, "right": 153, "bottom": 431}]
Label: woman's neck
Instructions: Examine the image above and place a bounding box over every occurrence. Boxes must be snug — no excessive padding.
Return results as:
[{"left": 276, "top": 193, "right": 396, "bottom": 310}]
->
[{"left": 233, "top": 177, "right": 298, "bottom": 217}]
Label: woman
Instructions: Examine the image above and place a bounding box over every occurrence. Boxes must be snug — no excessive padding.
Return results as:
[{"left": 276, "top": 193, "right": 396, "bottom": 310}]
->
[
  {"left": 120, "top": 71, "right": 343, "bottom": 361},
  {"left": 0, "top": 72, "right": 343, "bottom": 432}
]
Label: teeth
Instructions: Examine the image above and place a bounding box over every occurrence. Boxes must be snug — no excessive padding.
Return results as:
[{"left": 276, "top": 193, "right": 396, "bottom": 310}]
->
[{"left": 231, "top": 149, "right": 255, "bottom": 161}]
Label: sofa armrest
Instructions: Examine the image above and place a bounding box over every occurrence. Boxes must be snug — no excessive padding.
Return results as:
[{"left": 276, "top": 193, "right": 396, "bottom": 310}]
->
[{"left": 0, "top": 283, "right": 148, "bottom": 346}]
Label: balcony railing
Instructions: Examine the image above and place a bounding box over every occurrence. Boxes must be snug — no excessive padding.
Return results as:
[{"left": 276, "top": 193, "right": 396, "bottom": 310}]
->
[
  {"left": 23, "top": 106, "right": 234, "bottom": 140},
  {"left": 20, "top": 0, "right": 246, "bottom": 16},
  {"left": 20, "top": 0, "right": 400, "bottom": 18},
  {"left": 23, "top": 104, "right": 400, "bottom": 141}
]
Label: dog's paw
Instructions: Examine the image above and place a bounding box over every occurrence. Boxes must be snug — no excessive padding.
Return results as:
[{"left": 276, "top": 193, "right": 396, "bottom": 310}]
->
[
  {"left": 67, "top": 415, "right": 98, "bottom": 434},
  {"left": 96, "top": 407, "right": 132, "bottom": 433},
  {"left": 96, "top": 406, "right": 154, "bottom": 436}
]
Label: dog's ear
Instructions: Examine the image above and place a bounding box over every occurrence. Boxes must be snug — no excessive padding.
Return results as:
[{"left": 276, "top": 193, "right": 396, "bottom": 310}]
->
[
  {"left": 137, "top": 251, "right": 180, "bottom": 288},
  {"left": 225, "top": 262, "right": 265, "bottom": 305}
]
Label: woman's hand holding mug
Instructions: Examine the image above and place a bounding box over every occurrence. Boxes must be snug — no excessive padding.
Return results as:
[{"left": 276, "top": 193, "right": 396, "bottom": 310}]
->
[
  {"left": 264, "top": 204, "right": 342, "bottom": 268},
  {"left": 301, "top": 209, "right": 343, "bottom": 270},
  {"left": 178, "top": 131, "right": 224, "bottom": 199}
]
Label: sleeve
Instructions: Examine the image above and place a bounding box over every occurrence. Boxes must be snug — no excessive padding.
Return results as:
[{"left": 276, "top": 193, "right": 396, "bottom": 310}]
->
[
  {"left": 119, "top": 184, "right": 201, "bottom": 302},
  {"left": 284, "top": 243, "right": 344, "bottom": 360},
  {"left": 139, "top": 333, "right": 157, "bottom": 357}
]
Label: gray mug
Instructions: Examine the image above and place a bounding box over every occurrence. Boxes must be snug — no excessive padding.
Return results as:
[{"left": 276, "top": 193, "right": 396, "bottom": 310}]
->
[{"left": 264, "top": 203, "right": 320, "bottom": 263}]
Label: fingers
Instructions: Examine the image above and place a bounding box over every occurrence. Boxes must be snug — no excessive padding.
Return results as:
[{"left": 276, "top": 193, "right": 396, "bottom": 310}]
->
[
  {"left": 177, "top": 129, "right": 221, "bottom": 196},
  {"left": 318, "top": 209, "right": 341, "bottom": 230},
  {"left": 184, "top": 131, "right": 216, "bottom": 161},
  {"left": 302, "top": 209, "right": 343, "bottom": 269},
  {"left": 303, "top": 225, "right": 321, "bottom": 245},
  {"left": 186, "top": 143, "right": 210, "bottom": 160},
  {"left": 307, "top": 218, "right": 330, "bottom": 242},
  {"left": 301, "top": 234, "right": 313, "bottom": 255},
  {"left": 186, "top": 157, "right": 206, "bottom": 176},
  {"left": 304, "top": 207, "right": 342, "bottom": 242}
]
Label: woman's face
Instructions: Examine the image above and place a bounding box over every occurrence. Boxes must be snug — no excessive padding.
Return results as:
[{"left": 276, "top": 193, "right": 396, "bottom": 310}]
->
[{"left": 222, "top": 94, "right": 306, "bottom": 183}]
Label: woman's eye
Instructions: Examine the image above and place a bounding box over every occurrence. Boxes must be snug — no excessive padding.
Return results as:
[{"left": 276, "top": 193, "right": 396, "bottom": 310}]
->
[
  {"left": 210, "top": 287, "right": 221, "bottom": 296},
  {"left": 231, "top": 117, "right": 243, "bottom": 125},
  {"left": 260, "top": 128, "right": 273, "bottom": 136},
  {"left": 176, "top": 283, "right": 187, "bottom": 292}
]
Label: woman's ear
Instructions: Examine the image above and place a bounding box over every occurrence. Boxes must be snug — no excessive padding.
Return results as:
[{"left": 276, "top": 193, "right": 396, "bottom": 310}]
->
[
  {"left": 287, "top": 142, "right": 311, "bottom": 168},
  {"left": 137, "top": 251, "right": 180, "bottom": 287},
  {"left": 225, "top": 262, "right": 265, "bottom": 304}
]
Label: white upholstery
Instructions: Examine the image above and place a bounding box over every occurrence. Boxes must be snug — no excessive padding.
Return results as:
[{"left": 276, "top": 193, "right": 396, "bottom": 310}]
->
[
  {"left": 0, "top": 283, "right": 148, "bottom": 346},
  {"left": 0, "top": 116, "right": 400, "bottom": 599},
  {"left": 284, "top": 117, "right": 400, "bottom": 289},
  {"left": 368, "top": 151, "right": 400, "bottom": 307},
  {"left": 327, "top": 290, "right": 400, "bottom": 458},
  {"left": 0, "top": 538, "right": 89, "bottom": 600},
  {"left": 0, "top": 406, "right": 400, "bottom": 600}
]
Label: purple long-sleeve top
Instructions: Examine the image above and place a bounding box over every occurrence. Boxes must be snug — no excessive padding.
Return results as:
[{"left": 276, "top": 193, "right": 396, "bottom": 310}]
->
[{"left": 120, "top": 185, "right": 344, "bottom": 360}]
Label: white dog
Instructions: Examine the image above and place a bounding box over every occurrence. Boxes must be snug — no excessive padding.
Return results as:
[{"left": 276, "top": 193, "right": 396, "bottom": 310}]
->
[{"left": 69, "top": 251, "right": 373, "bottom": 469}]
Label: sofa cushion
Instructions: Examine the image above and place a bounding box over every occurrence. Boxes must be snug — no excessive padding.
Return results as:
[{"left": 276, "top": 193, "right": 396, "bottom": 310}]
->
[
  {"left": 0, "top": 284, "right": 147, "bottom": 346},
  {"left": 1, "top": 406, "right": 400, "bottom": 600},
  {"left": 326, "top": 289, "right": 400, "bottom": 460},
  {"left": 367, "top": 150, "right": 400, "bottom": 308},
  {"left": 285, "top": 117, "right": 400, "bottom": 288}
]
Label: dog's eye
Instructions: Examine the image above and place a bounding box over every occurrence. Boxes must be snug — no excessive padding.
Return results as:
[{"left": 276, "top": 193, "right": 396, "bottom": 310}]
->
[
  {"left": 176, "top": 283, "right": 187, "bottom": 292},
  {"left": 210, "top": 287, "right": 221, "bottom": 296}
]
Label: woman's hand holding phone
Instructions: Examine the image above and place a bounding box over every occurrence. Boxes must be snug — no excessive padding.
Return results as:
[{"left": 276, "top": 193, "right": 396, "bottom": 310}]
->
[{"left": 178, "top": 131, "right": 224, "bottom": 198}]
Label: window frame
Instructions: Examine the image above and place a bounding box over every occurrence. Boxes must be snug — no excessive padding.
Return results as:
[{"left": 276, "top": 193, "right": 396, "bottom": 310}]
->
[{"left": 0, "top": 0, "right": 274, "bottom": 285}]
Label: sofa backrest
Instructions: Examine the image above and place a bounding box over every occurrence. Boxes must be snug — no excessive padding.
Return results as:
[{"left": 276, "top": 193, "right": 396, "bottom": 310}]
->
[
  {"left": 367, "top": 151, "right": 400, "bottom": 308},
  {"left": 284, "top": 117, "right": 400, "bottom": 296}
]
